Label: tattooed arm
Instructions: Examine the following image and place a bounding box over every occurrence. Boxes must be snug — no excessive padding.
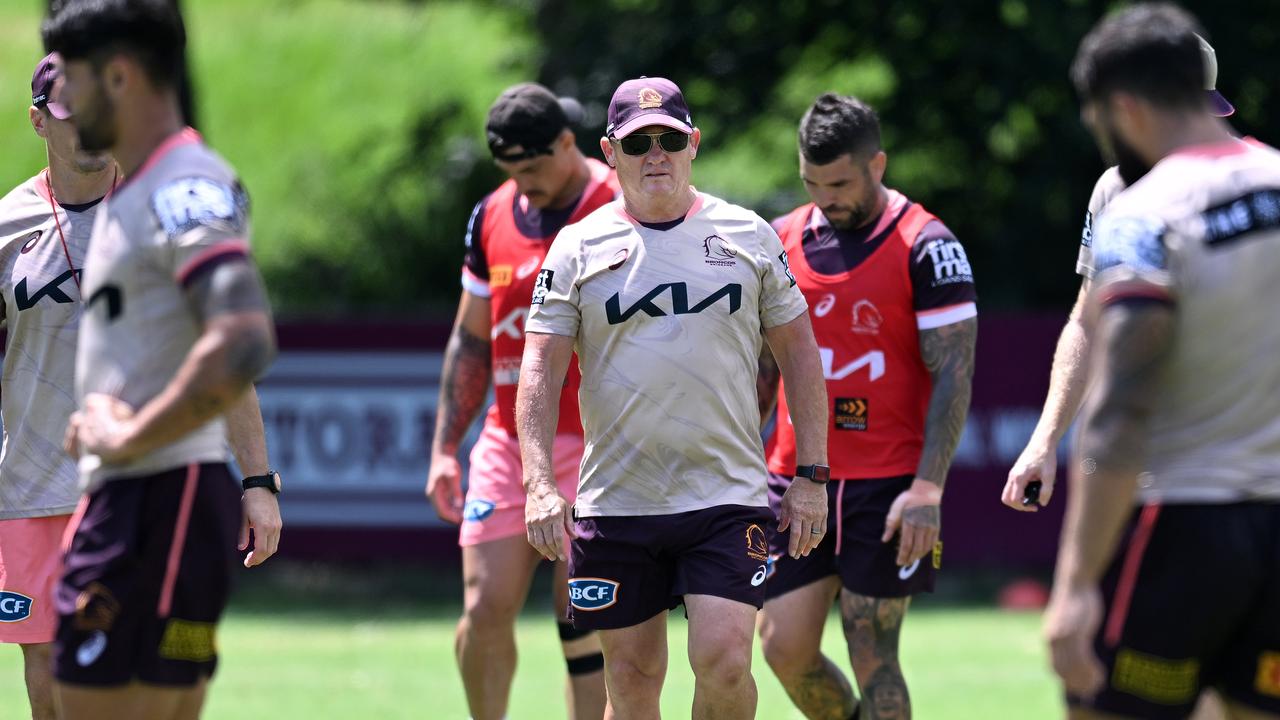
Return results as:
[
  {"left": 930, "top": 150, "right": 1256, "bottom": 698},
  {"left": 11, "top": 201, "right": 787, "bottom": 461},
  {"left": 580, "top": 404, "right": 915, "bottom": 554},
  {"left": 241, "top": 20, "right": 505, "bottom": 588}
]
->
[
  {"left": 1046, "top": 300, "right": 1172, "bottom": 696},
  {"left": 1054, "top": 301, "right": 1170, "bottom": 591},
  {"left": 881, "top": 317, "right": 977, "bottom": 566},
  {"left": 426, "top": 289, "right": 492, "bottom": 523},
  {"left": 757, "top": 344, "right": 781, "bottom": 430},
  {"left": 73, "top": 259, "right": 276, "bottom": 464}
]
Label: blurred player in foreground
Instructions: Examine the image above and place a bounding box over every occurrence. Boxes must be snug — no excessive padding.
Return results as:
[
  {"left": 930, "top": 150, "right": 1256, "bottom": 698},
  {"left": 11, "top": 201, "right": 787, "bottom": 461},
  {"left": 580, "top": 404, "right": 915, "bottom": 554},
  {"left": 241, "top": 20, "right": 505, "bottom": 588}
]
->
[
  {"left": 1046, "top": 3, "right": 1280, "bottom": 718},
  {"left": 519, "top": 76, "right": 829, "bottom": 718},
  {"left": 44, "top": 0, "right": 280, "bottom": 717},
  {"left": 0, "top": 52, "right": 118, "bottom": 720},
  {"left": 758, "top": 93, "right": 977, "bottom": 720},
  {"left": 426, "top": 82, "right": 613, "bottom": 720}
]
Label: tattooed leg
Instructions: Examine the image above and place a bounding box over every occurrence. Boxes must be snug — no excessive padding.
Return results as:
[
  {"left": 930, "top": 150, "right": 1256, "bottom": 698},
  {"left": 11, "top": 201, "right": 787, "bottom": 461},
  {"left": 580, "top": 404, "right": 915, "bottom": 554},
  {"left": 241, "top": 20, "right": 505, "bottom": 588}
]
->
[
  {"left": 841, "top": 592, "right": 910, "bottom": 720},
  {"left": 760, "top": 577, "right": 856, "bottom": 720}
]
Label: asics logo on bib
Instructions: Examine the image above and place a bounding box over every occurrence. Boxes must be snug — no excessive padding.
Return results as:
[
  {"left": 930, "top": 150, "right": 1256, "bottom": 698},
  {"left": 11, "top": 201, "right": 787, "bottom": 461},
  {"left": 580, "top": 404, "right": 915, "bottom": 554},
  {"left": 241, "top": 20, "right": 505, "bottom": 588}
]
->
[
  {"left": 0, "top": 591, "right": 33, "bottom": 622},
  {"left": 819, "top": 348, "right": 885, "bottom": 381},
  {"left": 568, "top": 578, "right": 620, "bottom": 610},
  {"left": 605, "top": 282, "right": 741, "bottom": 325}
]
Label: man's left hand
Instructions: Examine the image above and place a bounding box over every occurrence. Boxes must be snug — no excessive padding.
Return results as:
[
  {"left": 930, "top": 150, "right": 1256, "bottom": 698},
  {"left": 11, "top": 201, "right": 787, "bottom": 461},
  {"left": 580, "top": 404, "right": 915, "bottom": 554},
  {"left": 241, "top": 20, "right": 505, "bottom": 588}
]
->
[
  {"left": 240, "top": 486, "right": 282, "bottom": 568},
  {"left": 882, "top": 478, "right": 942, "bottom": 566},
  {"left": 779, "top": 477, "right": 828, "bottom": 558},
  {"left": 1044, "top": 584, "right": 1105, "bottom": 699},
  {"left": 75, "top": 393, "right": 141, "bottom": 464}
]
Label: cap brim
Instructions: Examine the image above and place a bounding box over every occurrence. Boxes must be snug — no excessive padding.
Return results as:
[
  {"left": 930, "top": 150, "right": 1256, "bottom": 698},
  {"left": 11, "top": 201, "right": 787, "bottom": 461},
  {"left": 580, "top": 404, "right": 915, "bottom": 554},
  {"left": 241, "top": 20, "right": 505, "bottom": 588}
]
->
[
  {"left": 1208, "top": 90, "right": 1234, "bottom": 117},
  {"left": 611, "top": 113, "right": 693, "bottom": 139},
  {"left": 45, "top": 101, "right": 72, "bottom": 121}
]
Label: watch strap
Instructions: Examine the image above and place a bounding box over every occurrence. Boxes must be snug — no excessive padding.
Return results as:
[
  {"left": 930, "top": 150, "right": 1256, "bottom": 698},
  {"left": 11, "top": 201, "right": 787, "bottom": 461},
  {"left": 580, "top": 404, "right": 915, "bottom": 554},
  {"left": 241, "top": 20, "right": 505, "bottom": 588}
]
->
[{"left": 242, "top": 471, "right": 281, "bottom": 494}]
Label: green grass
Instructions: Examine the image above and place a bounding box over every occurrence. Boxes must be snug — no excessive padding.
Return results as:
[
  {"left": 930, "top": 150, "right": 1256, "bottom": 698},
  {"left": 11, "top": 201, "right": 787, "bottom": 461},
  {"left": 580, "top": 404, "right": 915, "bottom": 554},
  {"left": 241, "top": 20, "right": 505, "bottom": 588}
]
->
[{"left": 0, "top": 577, "right": 1059, "bottom": 719}]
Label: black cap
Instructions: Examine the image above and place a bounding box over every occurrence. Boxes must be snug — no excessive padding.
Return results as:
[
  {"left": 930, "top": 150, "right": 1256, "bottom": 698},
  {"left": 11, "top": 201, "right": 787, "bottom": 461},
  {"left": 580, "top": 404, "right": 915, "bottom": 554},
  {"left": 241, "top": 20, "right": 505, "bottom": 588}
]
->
[{"left": 486, "top": 83, "right": 583, "bottom": 161}]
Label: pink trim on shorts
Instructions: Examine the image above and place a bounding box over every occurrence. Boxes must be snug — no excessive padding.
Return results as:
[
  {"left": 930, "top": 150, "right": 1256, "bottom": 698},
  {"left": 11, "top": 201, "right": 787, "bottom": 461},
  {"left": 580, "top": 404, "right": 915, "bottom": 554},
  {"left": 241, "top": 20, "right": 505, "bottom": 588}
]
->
[
  {"left": 158, "top": 464, "right": 199, "bottom": 617},
  {"left": 1104, "top": 504, "right": 1161, "bottom": 647},
  {"left": 834, "top": 480, "right": 846, "bottom": 555}
]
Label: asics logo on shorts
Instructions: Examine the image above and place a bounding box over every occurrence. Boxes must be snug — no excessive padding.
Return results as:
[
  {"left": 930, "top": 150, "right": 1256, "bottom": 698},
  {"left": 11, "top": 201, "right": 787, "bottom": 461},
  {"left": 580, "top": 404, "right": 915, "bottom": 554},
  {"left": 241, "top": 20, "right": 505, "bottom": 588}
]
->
[
  {"left": 751, "top": 566, "right": 767, "bottom": 587},
  {"left": 463, "top": 499, "right": 496, "bottom": 522},
  {"left": 76, "top": 631, "right": 108, "bottom": 667},
  {"left": 0, "top": 591, "right": 33, "bottom": 622},
  {"left": 568, "top": 578, "right": 620, "bottom": 611},
  {"left": 898, "top": 559, "right": 921, "bottom": 580}
]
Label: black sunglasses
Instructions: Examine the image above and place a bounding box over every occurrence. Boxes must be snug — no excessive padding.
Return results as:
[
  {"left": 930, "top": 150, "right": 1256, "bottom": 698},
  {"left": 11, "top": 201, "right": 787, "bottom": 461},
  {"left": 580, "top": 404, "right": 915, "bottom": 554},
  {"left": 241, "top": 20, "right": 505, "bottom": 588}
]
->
[{"left": 615, "top": 131, "right": 690, "bottom": 156}]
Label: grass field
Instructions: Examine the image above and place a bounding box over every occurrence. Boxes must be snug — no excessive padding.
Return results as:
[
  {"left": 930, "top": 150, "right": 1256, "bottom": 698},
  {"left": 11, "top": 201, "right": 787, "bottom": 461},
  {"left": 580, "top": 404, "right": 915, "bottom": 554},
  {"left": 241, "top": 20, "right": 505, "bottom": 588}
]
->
[{"left": 0, "top": 564, "right": 1059, "bottom": 719}]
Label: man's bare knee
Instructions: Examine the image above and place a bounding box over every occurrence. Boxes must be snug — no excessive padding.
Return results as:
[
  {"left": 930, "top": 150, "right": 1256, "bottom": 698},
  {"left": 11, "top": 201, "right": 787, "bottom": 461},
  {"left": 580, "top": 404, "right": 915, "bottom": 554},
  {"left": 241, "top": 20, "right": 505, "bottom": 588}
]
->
[
  {"left": 689, "top": 640, "right": 752, "bottom": 691},
  {"left": 760, "top": 625, "right": 820, "bottom": 680},
  {"left": 605, "top": 653, "right": 665, "bottom": 697}
]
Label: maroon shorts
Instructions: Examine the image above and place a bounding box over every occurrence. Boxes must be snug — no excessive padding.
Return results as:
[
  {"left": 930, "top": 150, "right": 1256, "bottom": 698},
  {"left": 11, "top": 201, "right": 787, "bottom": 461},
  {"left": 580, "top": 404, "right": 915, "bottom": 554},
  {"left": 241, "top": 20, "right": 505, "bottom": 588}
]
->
[
  {"left": 765, "top": 473, "right": 939, "bottom": 600},
  {"left": 566, "top": 504, "right": 774, "bottom": 630},
  {"left": 55, "top": 463, "right": 241, "bottom": 687},
  {"left": 1070, "top": 502, "right": 1280, "bottom": 718}
]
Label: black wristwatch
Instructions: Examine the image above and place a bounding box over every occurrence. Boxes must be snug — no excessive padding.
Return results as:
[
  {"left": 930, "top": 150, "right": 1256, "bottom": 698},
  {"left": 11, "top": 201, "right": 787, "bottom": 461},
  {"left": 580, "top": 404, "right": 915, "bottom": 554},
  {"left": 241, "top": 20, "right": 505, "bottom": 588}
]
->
[
  {"left": 242, "top": 470, "right": 281, "bottom": 495},
  {"left": 794, "top": 464, "right": 830, "bottom": 484}
]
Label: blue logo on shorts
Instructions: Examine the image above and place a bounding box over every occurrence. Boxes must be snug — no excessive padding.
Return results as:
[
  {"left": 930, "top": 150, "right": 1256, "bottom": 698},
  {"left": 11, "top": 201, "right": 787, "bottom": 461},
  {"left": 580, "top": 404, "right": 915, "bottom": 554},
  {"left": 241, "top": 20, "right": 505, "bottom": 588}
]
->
[
  {"left": 568, "top": 578, "right": 620, "bottom": 611},
  {"left": 0, "top": 591, "right": 33, "bottom": 622},
  {"left": 463, "top": 499, "right": 496, "bottom": 522}
]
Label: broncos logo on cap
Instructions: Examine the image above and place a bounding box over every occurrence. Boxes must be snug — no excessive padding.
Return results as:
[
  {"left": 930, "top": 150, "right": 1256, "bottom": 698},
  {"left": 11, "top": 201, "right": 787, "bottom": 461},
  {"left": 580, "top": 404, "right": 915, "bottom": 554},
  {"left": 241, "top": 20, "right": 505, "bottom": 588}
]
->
[{"left": 638, "top": 88, "right": 662, "bottom": 109}]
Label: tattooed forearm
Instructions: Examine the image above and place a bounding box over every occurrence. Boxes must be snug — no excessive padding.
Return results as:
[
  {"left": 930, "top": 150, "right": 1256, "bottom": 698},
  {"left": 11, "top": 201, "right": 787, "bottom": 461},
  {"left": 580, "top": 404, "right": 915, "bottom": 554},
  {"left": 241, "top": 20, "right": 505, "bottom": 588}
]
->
[
  {"left": 433, "top": 324, "right": 491, "bottom": 455},
  {"left": 1058, "top": 302, "right": 1173, "bottom": 588},
  {"left": 757, "top": 345, "right": 781, "bottom": 429},
  {"left": 915, "top": 317, "right": 977, "bottom": 489}
]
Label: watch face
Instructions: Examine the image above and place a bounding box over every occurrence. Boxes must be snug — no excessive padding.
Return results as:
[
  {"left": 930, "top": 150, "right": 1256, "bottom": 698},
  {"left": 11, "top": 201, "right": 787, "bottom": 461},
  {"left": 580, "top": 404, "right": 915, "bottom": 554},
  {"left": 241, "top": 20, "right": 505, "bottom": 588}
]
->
[{"left": 270, "top": 472, "right": 282, "bottom": 492}]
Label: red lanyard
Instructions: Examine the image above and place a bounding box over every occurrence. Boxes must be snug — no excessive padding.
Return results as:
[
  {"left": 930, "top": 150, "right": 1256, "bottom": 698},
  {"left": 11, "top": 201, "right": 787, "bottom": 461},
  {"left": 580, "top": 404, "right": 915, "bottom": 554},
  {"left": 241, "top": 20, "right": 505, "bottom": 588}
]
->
[{"left": 42, "top": 167, "right": 119, "bottom": 292}]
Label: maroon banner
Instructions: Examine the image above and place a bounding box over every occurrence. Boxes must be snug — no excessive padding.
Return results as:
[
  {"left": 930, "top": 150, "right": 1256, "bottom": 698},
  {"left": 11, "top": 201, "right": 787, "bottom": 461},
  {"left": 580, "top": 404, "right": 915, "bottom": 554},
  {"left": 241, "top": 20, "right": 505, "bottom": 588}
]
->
[{"left": 265, "top": 312, "right": 1072, "bottom": 568}]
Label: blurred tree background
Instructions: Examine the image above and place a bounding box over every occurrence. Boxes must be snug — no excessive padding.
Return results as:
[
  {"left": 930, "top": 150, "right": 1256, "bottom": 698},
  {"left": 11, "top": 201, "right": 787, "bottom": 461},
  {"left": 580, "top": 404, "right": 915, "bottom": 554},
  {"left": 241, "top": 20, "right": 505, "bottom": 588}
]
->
[{"left": 2, "top": 0, "right": 1275, "bottom": 315}]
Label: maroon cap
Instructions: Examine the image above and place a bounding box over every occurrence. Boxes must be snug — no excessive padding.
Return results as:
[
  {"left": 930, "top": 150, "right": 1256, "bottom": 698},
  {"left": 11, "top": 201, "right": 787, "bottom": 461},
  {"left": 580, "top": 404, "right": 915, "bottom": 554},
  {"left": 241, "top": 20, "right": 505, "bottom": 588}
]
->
[
  {"left": 606, "top": 77, "right": 693, "bottom": 139},
  {"left": 31, "top": 53, "right": 71, "bottom": 120}
]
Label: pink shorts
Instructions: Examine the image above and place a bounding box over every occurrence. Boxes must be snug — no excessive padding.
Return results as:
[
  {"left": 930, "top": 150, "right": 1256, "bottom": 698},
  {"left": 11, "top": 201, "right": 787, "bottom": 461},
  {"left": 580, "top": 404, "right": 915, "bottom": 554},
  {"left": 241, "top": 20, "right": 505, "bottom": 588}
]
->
[
  {"left": 0, "top": 514, "right": 72, "bottom": 644},
  {"left": 459, "top": 424, "right": 583, "bottom": 547}
]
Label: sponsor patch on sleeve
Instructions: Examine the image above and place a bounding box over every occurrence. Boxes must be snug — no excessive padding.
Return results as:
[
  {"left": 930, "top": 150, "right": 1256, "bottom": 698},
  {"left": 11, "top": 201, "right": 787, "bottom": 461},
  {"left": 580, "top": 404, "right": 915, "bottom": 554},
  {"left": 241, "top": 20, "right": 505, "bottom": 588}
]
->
[
  {"left": 531, "top": 268, "right": 554, "bottom": 305},
  {"left": 151, "top": 177, "right": 248, "bottom": 239},
  {"left": 1093, "top": 214, "right": 1168, "bottom": 276},
  {"left": 778, "top": 251, "right": 797, "bottom": 287}
]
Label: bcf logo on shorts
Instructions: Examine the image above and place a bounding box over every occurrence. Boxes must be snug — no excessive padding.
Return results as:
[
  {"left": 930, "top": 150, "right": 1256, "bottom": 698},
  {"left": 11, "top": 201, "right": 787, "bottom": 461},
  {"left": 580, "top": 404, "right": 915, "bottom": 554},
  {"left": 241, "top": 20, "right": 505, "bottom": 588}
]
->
[
  {"left": 568, "top": 578, "right": 619, "bottom": 611},
  {"left": 0, "top": 591, "right": 33, "bottom": 622},
  {"left": 463, "top": 499, "right": 496, "bottom": 522}
]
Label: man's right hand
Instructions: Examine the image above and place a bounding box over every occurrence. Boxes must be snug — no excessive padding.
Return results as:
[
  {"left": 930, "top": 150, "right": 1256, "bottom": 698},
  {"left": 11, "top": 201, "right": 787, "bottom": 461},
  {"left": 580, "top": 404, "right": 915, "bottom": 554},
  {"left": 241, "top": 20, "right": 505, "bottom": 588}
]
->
[
  {"left": 1003, "top": 439, "right": 1058, "bottom": 512},
  {"left": 426, "top": 453, "right": 464, "bottom": 524},
  {"left": 525, "top": 480, "right": 575, "bottom": 562},
  {"left": 778, "top": 477, "right": 828, "bottom": 558}
]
